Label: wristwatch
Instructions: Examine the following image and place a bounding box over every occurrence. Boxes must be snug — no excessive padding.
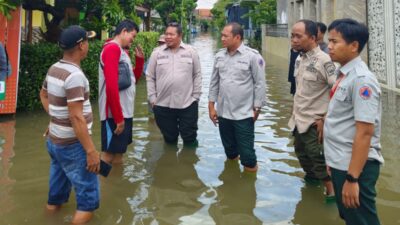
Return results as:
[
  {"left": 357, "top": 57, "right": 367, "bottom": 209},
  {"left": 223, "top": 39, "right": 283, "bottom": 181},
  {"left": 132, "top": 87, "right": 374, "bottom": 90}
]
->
[
  {"left": 254, "top": 107, "right": 261, "bottom": 113},
  {"left": 346, "top": 174, "right": 359, "bottom": 183}
]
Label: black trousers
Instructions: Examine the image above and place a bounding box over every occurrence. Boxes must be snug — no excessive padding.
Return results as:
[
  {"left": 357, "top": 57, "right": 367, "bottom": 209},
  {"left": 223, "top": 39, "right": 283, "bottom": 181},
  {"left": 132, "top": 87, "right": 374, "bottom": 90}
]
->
[{"left": 153, "top": 101, "right": 198, "bottom": 144}]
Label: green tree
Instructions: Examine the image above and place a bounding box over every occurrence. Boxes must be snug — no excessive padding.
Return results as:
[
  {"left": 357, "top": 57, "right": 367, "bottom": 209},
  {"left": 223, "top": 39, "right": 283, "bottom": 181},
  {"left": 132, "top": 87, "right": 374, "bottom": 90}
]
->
[
  {"left": 243, "top": 0, "right": 276, "bottom": 27},
  {"left": 0, "top": 0, "right": 19, "bottom": 19},
  {"left": 3, "top": 0, "right": 145, "bottom": 42},
  {"left": 154, "top": 0, "right": 197, "bottom": 30},
  {"left": 210, "top": 0, "right": 231, "bottom": 30}
]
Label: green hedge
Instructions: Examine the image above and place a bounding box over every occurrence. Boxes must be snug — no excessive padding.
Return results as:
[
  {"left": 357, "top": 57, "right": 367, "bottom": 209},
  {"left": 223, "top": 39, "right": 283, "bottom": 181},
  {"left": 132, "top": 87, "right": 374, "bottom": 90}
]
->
[{"left": 18, "top": 32, "right": 160, "bottom": 111}]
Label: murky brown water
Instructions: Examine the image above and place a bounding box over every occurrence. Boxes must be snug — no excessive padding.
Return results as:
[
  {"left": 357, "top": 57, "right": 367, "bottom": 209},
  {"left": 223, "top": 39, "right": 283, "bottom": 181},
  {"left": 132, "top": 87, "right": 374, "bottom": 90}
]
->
[{"left": 0, "top": 33, "right": 399, "bottom": 225}]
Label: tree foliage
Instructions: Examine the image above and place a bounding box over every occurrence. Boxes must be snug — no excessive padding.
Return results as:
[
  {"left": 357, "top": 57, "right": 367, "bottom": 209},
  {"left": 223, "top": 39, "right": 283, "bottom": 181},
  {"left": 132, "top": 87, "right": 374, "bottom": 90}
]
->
[
  {"left": 243, "top": 0, "right": 277, "bottom": 26},
  {"left": 0, "top": 0, "right": 19, "bottom": 19},
  {"left": 154, "top": 0, "right": 197, "bottom": 28},
  {"left": 211, "top": 0, "right": 277, "bottom": 30},
  {"left": 1, "top": 0, "right": 197, "bottom": 42},
  {"left": 210, "top": 0, "right": 231, "bottom": 30}
]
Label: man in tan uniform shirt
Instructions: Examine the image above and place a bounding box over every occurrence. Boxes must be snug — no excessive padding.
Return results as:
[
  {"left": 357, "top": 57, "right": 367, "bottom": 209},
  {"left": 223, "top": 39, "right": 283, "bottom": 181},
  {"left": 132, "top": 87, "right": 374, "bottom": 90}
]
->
[
  {"left": 146, "top": 22, "right": 202, "bottom": 146},
  {"left": 288, "top": 20, "right": 336, "bottom": 200}
]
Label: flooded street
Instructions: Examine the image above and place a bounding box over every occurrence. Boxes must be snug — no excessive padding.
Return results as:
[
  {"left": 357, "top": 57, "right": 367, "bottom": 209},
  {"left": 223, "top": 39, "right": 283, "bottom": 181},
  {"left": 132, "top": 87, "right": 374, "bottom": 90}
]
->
[{"left": 1, "top": 33, "right": 399, "bottom": 225}]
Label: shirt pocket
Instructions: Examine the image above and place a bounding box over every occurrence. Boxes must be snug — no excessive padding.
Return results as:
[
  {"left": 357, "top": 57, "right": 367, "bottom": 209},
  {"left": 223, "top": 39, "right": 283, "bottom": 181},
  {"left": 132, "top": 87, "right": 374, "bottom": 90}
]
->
[
  {"left": 179, "top": 57, "right": 193, "bottom": 74},
  {"left": 301, "top": 73, "right": 319, "bottom": 96},
  {"left": 156, "top": 59, "right": 169, "bottom": 75},
  {"left": 233, "top": 63, "right": 250, "bottom": 82}
]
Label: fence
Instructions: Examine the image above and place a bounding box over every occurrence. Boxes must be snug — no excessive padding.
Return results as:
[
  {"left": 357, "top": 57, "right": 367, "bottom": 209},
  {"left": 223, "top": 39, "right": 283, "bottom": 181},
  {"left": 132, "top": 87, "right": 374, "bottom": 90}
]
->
[{"left": 265, "top": 24, "right": 289, "bottom": 38}]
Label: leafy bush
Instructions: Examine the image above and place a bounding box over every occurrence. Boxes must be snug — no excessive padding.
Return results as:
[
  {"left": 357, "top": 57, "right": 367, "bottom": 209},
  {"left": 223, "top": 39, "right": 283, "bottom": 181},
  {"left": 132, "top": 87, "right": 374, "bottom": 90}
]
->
[{"left": 17, "top": 31, "right": 160, "bottom": 111}]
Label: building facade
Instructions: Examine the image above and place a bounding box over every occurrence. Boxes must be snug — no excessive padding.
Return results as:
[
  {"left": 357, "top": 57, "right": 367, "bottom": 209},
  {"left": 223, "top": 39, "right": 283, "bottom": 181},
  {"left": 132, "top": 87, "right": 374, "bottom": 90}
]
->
[{"left": 264, "top": 0, "right": 400, "bottom": 92}]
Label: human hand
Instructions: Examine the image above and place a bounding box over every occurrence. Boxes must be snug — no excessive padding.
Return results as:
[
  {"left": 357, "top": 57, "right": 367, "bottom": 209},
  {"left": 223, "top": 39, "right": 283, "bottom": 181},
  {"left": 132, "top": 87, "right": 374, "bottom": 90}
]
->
[
  {"left": 326, "top": 166, "right": 331, "bottom": 177},
  {"left": 114, "top": 121, "right": 125, "bottom": 135},
  {"left": 135, "top": 45, "right": 144, "bottom": 58},
  {"left": 315, "top": 119, "right": 324, "bottom": 144},
  {"left": 253, "top": 109, "right": 260, "bottom": 121},
  {"left": 342, "top": 181, "right": 360, "bottom": 208},
  {"left": 209, "top": 107, "right": 218, "bottom": 126},
  {"left": 86, "top": 150, "right": 100, "bottom": 173}
]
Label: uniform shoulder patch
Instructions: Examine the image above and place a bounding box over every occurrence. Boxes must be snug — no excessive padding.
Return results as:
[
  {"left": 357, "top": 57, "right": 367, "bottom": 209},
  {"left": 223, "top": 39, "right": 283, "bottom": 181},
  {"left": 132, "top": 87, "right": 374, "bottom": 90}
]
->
[
  {"left": 258, "top": 58, "right": 264, "bottom": 67},
  {"left": 324, "top": 62, "right": 336, "bottom": 76},
  {"left": 359, "top": 86, "right": 372, "bottom": 100}
]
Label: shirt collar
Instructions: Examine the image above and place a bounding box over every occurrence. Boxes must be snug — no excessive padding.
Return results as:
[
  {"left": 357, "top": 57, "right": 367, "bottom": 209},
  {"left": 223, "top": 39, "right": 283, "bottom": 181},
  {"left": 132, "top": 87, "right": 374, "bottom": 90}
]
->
[
  {"left": 237, "top": 43, "right": 246, "bottom": 54},
  {"left": 223, "top": 42, "right": 245, "bottom": 55},
  {"left": 301, "top": 46, "right": 320, "bottom": 58},
  {"left": 339, "top": 56, "right": 362, "bottom": 76},
  {"left": 162, "top": 41, "right": 186, "bottom": 51}
]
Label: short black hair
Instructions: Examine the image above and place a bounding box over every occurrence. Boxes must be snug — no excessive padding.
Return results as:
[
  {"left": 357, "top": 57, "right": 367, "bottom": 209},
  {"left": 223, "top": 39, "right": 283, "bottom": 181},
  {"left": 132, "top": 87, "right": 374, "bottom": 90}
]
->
[
  {"left": 297, "top": 19, "right": 318, "bottom": 40},
  {"left": 316, "top": 22, "right": 327, "bottom": 33},
  {"left": 328, "top": 18, "right": 369, "bottom": 53},
  {"left": 166, "top": 22, "right": 183, "bottom": 35},
  {"left": 115, "top": 19, "right": 139, "bottom": 35},
  {"left": 226, "top": 22, "right": 243, "bottom": 40}
]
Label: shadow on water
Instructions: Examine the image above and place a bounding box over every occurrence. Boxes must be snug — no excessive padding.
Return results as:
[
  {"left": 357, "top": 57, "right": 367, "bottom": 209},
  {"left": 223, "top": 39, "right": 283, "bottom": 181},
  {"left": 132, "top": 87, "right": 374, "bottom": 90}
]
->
[{"left": 0, "top": 32, "right": 399, "bottom": 225}]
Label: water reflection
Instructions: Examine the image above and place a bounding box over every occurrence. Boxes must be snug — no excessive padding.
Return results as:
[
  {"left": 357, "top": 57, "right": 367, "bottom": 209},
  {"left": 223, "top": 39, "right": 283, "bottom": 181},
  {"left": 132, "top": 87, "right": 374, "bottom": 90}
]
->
[
  {"left": 141, "top": 144, "right": 206, "bottom": 224},
  {"left": 210, "top": 160, "right": 260, "bottom": 225},
  {"left": 0, "top": 118, "right": 16, "bottom": 217}
]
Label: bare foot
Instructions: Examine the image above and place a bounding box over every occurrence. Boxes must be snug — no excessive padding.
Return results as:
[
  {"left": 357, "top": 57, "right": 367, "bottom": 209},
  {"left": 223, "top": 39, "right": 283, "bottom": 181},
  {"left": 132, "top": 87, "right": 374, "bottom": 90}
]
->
[
  {"left": 46, "top": 204, "right": 62, "bottom": 211},
  {"left": 71, "top": 210, "right": 93, "bottom": 224},
  {"left": 244, "top": 164, "right": 258, "bottom": 173}
]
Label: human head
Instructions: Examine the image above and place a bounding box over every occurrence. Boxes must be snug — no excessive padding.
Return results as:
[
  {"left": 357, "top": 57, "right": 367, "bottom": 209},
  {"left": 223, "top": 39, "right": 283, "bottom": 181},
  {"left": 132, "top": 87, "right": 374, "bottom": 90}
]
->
[
  {"left": 59, "top": 25, "right": 95, "bottom": 59},
  {"left": 114, "top": 19, "right": 139, "bottom": 49},
  {"left": 316, "top": 22, "right": 327, "bottom": 42},
  {"left": 165, "top": 22, "right": 183, "bottom": 49},
  {"left": 327, "top": 18, "right": 369, "bottom": 65},
  {"left": 221, "top": 22, "right": 243, "bottom": 50},
  {"left": 291, "top": 19, "right": 318, "bottom": 52},
  {"left": 158, "top": 34, "right": 166, "bottom": 46}
]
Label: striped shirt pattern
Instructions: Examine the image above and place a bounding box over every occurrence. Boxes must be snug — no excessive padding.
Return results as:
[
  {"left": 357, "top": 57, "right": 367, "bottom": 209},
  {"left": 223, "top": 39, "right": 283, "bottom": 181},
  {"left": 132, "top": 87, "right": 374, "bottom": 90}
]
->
[{"left": 42, "top": 60, "right": 93, "bottom": 145}]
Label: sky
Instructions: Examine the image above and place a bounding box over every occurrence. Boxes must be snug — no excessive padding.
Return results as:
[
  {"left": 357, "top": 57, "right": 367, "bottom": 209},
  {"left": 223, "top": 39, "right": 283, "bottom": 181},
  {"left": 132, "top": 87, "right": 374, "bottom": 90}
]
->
[{"left": 196, "top": 0, "right": 218, "bottom": 9}]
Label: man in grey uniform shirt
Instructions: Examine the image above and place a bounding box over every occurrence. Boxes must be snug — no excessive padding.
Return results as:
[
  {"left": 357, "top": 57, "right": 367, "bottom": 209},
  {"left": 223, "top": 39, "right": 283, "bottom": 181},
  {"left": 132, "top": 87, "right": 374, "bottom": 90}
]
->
[
  {"left": 324, "top": 18, "right": 384, "bottom": 225},
  {"left": 146, "top": 22, "right": 202, "bottom": 146},
  {"left": 208, "top": 22, "right": 266, "bottom": 172}
]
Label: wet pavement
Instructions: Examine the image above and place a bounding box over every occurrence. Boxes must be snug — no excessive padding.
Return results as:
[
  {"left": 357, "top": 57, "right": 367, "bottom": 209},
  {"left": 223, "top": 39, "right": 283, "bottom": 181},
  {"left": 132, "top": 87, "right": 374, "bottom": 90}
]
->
[{"left": 0, "top": 33, "right": 399, "bottom": 225}]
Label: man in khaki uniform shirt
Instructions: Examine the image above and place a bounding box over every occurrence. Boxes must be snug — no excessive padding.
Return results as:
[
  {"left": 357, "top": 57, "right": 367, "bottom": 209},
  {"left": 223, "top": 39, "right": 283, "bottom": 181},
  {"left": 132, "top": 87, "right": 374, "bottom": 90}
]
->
[
  {"left": 288, "top": 20, "right": 336, "bottom": 200},
  {"left": 146, "top": 22, "right": 202, "bottom": 146}
]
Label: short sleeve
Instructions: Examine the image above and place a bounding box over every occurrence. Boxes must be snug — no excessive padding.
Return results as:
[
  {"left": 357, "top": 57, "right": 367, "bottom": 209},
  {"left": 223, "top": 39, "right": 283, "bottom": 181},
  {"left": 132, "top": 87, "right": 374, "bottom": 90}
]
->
[
  {"left": 353, "top": 76, "right": 381, "bottom": 123},
  {"left": 64, "top": 72, "right": 86, "bottom": 102},
  {"left": 322, "top": 61, "right": 337, "bottom": 86}
]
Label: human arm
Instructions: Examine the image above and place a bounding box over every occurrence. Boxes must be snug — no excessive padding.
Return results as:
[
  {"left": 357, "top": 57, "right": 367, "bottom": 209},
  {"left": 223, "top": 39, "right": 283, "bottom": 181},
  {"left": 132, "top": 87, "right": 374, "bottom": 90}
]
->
[
  {"left": 102, "top": 44, "right": 125, "bottom": 133},
  {"left": 208, "top": 59, "right": 220, "bottom": 125},
  {"left": 40, "top": 79, "right": 49, "bottom": 113},
  {"left": 40, "top": 81, "right": 50, "bottom": 137},
  {"left": 65, "top": 73, "right": 100, "bottom": 173},
  {"left": 342, "top": 77, "right": 380, "bottom": 208},
  {"left": 251, "top": 54, "right": 266, "bottom": 121},
  {"left": 192, "top": 50, "right": 202, "bottom": 101},
  {"left": 145, "top": 50, "right": 158, "bottom": 106},
  {"left": 133, "top": 46, "right": 145, "bottom": 83},
  {"left": 68, "top": 101, "right": 100, "bottom": 173}
]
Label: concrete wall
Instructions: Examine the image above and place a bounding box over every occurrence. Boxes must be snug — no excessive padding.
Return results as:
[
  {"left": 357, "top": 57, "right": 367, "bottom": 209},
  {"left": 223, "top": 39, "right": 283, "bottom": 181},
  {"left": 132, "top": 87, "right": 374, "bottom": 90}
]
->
[{"left": 263, "top": 36, "right": 290, "bottom": 60}]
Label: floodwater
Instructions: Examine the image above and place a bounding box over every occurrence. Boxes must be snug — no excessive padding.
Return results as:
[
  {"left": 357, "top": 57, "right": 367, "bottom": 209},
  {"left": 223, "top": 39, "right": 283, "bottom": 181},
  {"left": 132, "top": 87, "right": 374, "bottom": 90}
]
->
[{"left": 0, "top": 33, "right": 399, "bottom": 225}]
